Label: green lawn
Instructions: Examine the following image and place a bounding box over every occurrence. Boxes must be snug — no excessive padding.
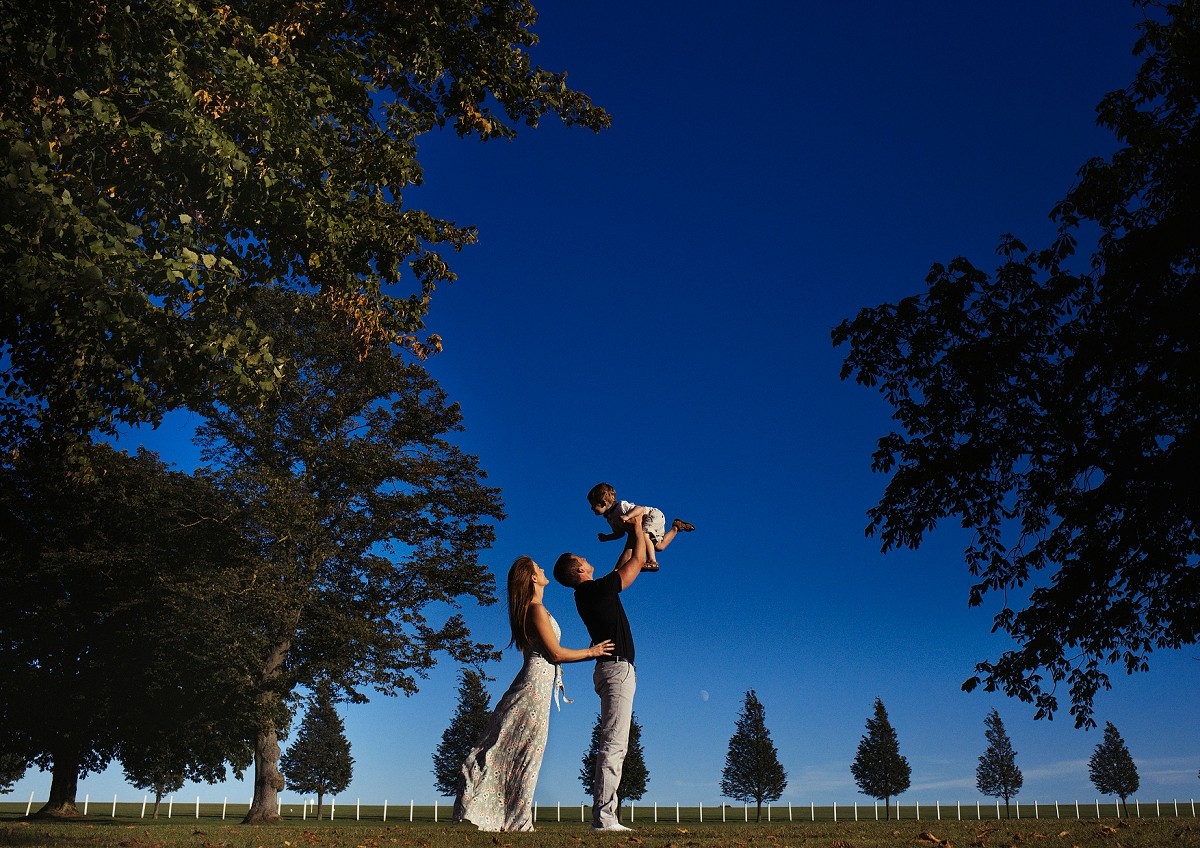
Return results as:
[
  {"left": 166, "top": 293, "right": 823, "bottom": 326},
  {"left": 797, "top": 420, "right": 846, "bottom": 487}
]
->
[{"left": 1, "top": 817, "right": 1198, "bottom": 848}]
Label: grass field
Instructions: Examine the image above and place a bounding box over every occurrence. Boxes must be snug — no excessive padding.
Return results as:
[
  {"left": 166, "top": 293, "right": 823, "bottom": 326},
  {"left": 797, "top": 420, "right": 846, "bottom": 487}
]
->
[{"left": 1, "top": 814, "right": 1198, "bottom": 848}]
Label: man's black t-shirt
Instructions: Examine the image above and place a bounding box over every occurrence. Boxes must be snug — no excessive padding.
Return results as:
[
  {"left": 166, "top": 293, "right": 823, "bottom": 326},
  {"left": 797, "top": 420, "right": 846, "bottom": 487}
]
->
[{"left": 573, "top": 571, "right": 634, "bottom": 664}]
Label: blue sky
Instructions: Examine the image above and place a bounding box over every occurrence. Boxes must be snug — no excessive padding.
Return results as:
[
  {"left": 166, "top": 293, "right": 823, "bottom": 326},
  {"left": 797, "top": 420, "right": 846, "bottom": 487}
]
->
[{"left": 11, "top": 1, "right": 1200, "bottom": 812}]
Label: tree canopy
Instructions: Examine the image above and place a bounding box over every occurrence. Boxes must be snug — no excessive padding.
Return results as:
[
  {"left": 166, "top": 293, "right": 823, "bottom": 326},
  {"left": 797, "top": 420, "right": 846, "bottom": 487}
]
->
[
  {"left": 719, "top": 690, "right": 787, "bottom": 821},
  {"left": 850, "top": 698, "right": 910, "bottom": 818},
  {"left": 580, "top": 713, "right": 649, "bottom": 810},
  {"left": 0, "top": 0, "right": 609, "bottom": 455},
  {"left": 975, "top": 708, "right": 1023, "bottom": 817},
  {"left": 1089, "top": 721, "right": 1140, "bottom": 814},
  {"left": 280, "top": 685, "right": 354, "bottom": 820},
  {"left": 832, "top": 0, "right": 1199, "bottom": 728},
  {"left": 0, "top": 442, "right": 255, "bottom": 817},
  {"left": 195, "top": 288, "right": 503, "bottom": 822},
  {"left": 432, "top": 669, "right": 493, "bottom": 798}
]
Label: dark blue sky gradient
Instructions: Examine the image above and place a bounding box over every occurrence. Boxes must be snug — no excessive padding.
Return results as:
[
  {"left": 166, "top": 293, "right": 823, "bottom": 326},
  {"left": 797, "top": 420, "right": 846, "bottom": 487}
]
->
[{"left": 12, "top": 2, "right": 1198, "bottom": 811}]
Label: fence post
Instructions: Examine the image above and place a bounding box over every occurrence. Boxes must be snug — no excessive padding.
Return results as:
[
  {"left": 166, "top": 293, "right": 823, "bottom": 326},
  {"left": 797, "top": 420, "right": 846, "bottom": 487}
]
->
[
  {"left": 167, "top": 795, "right": 172, "bottom": 818},
  {"left": 409, "top": 800, "right": 413, "bottom": 823},
  {"left": 141, "top": 796, "right": 147, "bottom": 819},
  {"left": 557, "top": 801, "right": 561, "bottom": 822},
  {"left": 357, "top": 799, "right": 360, "bottom": 821},
  {"left": 833, "top": 802, "right": 837, "bottom": 823},
  {"left": 222, "top": 797, "right": 228, "bottom": 821},
  {"left": 331, "top": 797, "right": 336, "bottom": 820},
  {"left": 25, "top": 791, "right": 34, "bottom": 817},
  {"left": 383, "top": 800, "right": 388, "bottom": 822},
  {"left": 698, "top": 802, "right": 702, "bottom": 823},
  {"left": 84, "top": 795, "right": 90, "bottom": 816}
]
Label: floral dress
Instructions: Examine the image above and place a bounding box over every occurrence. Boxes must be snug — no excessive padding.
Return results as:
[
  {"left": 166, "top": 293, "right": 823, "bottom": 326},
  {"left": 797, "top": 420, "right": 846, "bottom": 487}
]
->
[{"left": 454, "top": 614, "right": 565, "bottom": 832}]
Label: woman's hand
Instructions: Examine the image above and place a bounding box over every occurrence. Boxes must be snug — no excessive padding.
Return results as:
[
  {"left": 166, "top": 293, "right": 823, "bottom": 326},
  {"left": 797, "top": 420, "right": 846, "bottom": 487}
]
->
[{"left": 590, "top": 639, "right": 615, "bottom": 659}]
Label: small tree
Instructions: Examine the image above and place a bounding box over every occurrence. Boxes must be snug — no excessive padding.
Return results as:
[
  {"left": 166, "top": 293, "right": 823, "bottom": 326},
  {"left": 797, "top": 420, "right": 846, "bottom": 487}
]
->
[
  {"left": 280, "top": 686, "right": 354, "bottom": 820},
  {"left": 0, "top": 754, "right": 25, "bottom": 794},
  {"left": 719, "top": 690, "right": 788, "bottom": 821},
  {"left": 121, "top": 750, "right": 184, "bottom": 819},
  {"left": 850, "top": 698, "right": 911, "bottom": 820},
  {"left": 975, "top": 708, "right": 1023, "bottom": 817},
  {"left": 1089, "top": 721, "right": 1139, "bottom": 816},
  {"left": 432, "top": 670, "right": 493, "bottom": 797},
  {"left": 580, "top": 713, "right": 650, "bottom": 813}
]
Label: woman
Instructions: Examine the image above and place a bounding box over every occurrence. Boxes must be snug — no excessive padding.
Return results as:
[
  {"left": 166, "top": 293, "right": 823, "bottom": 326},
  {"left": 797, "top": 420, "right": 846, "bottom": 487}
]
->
[{"left": 454, "top": 555, "right": 614, "bottom": 832}]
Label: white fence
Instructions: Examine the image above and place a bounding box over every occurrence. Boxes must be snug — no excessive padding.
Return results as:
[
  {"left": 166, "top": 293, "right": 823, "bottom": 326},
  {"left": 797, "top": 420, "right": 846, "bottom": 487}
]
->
[{"left": 8, "top": 792, "right": 1199, "bottom": 823}]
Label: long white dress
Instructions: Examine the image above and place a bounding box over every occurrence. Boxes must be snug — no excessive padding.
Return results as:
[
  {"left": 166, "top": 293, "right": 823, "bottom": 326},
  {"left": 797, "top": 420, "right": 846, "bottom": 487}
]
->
[{"left": 453, "top": 614, "right": 563, "bottom": 832}]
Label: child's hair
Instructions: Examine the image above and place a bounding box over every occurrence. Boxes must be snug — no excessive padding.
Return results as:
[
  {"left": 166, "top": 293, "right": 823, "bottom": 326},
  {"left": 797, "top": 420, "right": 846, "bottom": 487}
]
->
[
  {"left": 507, "top": 556, "right": 538, "bottom": 652},
  {"left": 587, "top": 482, "right": 615, "bottom": 507}
]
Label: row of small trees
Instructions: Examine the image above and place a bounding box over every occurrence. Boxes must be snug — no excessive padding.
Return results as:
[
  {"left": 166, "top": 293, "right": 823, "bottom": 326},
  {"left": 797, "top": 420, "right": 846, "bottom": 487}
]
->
[{"left": 432, "top": 678, "right": 1149, "bottom": 822}]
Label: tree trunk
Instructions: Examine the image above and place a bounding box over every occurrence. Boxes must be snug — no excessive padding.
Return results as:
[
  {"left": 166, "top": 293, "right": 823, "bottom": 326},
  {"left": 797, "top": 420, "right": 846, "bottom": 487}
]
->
[
  {"left": 316, "top": 790, "right": 325, "bottom": 821},
  {"left": 242, "top": 719, "right": 285, "bottom": 823},
  {"left": 242, "top": 638, "right": 291, "bottom": 825},
  {"left": 34, "top": 757, "right": 82, "bottom": 819},
  {"left": 153, "top": 788, "right": 164, "bottom": 819}
]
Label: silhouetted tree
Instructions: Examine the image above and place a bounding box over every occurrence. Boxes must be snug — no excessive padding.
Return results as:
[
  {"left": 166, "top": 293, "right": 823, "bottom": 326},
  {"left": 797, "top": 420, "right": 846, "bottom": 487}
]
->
[
  {"left": 121, "top": 751, "right": 184, "bottom": 819},
  {"left": 280, "top": 685, "right": 353, "bottom": 820},
  {"left": 0, "top": 443, "right": 254, "bottom": 818},
  {"left": 433, "top": 670, "right": 492, "bottom": 797},
  {"left": 833, "top": 2, "right": 1200, "bottom": 728},
  {"left": 0, "top": 754, "right": 25, "bottom": 794},
  {"left": 976, "top": 708, "right": 1023, "bottom": 817},
  {"left": 581, "top": 713, "right": 649, "bottom": 812},
  {"left": 850, "top": 698, "right": 910, "bottom": 819},
  {"left": 1089, "top": 721, "right": 1139, "bottom": 816},
  {"left": 719, "top": 690, "right": 787, "bottom": 821}
]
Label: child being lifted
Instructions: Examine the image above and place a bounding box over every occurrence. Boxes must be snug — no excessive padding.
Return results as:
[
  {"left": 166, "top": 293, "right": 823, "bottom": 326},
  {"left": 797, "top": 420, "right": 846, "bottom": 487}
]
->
[{"left": 586, "top": 482, "right": 694, "bottom": 572}]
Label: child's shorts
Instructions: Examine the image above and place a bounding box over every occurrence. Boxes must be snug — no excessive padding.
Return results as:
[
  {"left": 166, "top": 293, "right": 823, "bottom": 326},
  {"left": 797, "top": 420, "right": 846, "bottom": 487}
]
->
[{"left": 642, "top": 507, "right": 667, "bottom": 544}]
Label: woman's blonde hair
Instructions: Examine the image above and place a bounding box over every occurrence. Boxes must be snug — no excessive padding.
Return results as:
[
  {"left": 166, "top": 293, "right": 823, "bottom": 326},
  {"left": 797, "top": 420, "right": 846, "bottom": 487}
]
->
[{"left": 507, "top": 556, "right": 537, "bottom": 652}]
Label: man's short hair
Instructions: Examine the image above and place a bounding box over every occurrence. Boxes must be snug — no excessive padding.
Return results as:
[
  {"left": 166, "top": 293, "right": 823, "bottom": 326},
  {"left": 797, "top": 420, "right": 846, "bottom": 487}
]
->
[{"left": 554, "top": 552, "right": 581, "bottom": 587}]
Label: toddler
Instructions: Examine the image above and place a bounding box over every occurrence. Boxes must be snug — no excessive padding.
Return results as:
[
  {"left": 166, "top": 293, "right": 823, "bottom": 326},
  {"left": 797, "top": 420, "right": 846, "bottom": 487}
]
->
[{"left": 586, "top": 482, "right": 694, "bottom": 572}]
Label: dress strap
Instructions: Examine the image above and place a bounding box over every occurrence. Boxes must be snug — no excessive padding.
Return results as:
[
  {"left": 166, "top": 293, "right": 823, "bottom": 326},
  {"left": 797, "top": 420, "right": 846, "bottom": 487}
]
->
[{"left": 553, "top": 664, "right": 572, "bottom": 711}]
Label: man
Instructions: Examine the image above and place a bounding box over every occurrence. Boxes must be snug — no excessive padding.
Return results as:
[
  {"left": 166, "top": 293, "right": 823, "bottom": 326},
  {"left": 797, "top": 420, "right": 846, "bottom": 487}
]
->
[{"left": 553, "top": 518, "right": 648, "bottom": 832}]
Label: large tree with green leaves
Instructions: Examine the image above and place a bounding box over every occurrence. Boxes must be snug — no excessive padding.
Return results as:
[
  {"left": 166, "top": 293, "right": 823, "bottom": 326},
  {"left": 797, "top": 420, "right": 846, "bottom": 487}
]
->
[
  {"left": 976, "top": 708, "right": 1023, "bottom": 817},
  {"left": 0, "top": 442, "right": 256, "bottom": 818},
  {"left": 832, "top": 1, "right": 1200, "bottom": 729},
  {"left": 280, "top": 684, "right": 354, "bottom": 820},
  {"left": 195, "top": 289, "right": 504, "bottom": 823},
  {"left": 850, "top": 698, "right": 910, "bottom": 820},
  {"left": 1089, "top": 721, "right": 1140, "bottom": 816},
  {"left": 0, "top": 0, "right": 609, "bottom": 458},
  {"left": 580, "top": 713, "right": 649, "bottom": 813},
  {"left": 432, "top": 669, "right": 493, "bottom": 798},
  {"left": 719, "top": 690, "right": 787, "bottom": 821}
]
